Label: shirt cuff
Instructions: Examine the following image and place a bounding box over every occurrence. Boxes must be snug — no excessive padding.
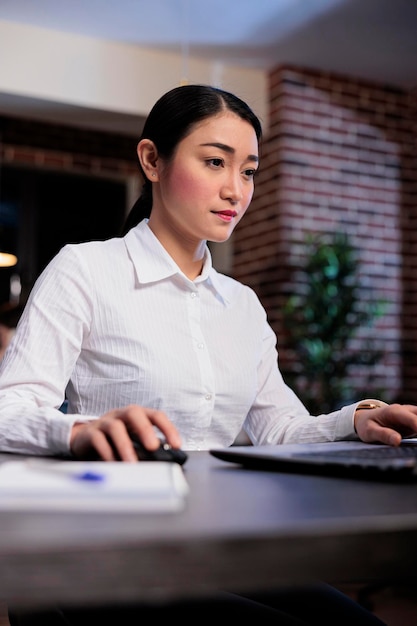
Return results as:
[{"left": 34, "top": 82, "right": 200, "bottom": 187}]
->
[{"left": 335, "top": 398, "right": 388, "bottom": 441}]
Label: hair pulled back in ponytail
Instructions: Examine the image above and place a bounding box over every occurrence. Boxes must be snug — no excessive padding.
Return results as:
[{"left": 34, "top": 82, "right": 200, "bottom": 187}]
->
[{"left": 120, "top": 84, "right": 262, "bottom": 236}]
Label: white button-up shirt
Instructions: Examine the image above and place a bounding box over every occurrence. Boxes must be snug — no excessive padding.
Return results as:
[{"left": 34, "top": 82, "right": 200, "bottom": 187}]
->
[{"left": 0, "top": 220, "right": 357, "bottom": 455}]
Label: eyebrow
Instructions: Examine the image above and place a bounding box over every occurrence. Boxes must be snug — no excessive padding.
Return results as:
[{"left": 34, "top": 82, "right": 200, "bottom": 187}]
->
[{"left": 200, "top": 142, "right": 259, "bottom": 164}]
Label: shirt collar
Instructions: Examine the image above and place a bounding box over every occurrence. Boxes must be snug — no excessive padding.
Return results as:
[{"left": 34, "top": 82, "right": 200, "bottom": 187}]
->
[{"left": 124, "top": 220, "right": 230, "bottom": 305}]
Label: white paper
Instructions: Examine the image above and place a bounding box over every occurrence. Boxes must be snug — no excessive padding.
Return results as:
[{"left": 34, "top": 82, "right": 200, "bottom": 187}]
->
[{"left": 0, "top": 459, "right": 189, "bottom": 512}]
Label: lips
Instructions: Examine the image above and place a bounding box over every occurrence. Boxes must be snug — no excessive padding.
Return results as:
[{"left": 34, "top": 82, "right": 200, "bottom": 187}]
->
[{"left": 212, "top": 210, "right": 237, "bottom": 220}]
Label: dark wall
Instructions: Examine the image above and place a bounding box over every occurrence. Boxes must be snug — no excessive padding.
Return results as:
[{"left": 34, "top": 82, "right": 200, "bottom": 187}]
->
[{"left": 0, "top": 115, "right": 140, "bottom": 306}]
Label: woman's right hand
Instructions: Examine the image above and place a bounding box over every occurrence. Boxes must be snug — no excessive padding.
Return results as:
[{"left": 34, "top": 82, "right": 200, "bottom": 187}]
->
[{"left": 70, "top": 404, "right": 182, "bottom": 462}]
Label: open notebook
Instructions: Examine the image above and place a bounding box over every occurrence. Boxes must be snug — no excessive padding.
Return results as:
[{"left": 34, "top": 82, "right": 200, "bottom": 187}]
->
[
  {"left": 210, "top": 440, "right": 417, "bottom": 481},
  {"left": 0, "top": 459, "right": 189, "bottom": 512}
]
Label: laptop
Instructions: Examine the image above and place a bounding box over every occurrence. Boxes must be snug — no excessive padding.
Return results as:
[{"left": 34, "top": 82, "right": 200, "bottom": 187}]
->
[{"left": 210, "top": 439, "right": 417, "bottom": 481}]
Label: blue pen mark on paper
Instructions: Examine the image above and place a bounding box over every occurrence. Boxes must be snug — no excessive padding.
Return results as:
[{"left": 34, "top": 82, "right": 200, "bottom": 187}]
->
[
  {"left": 26, "top": 460, "right": 106, "bottom": 483},
  {"left": 75, "top": 471, "right": 106, "bottom": 482}
]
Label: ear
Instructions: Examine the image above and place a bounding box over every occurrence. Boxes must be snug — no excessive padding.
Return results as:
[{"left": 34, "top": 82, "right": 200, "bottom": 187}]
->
[{"left": 137, "top": 139, "right": 159, "bottom": 182}]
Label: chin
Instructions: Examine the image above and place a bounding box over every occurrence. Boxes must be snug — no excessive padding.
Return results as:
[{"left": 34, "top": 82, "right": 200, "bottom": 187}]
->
[
  {"left": 209, "top": 235, "right": 231, "bottom": 244},
  {"left": 210, "top": 227, "right": 235, "bottom": 243}
]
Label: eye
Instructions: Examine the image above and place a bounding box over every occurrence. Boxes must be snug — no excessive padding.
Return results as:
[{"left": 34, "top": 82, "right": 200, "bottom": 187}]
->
[
  {"left": 243, "top": 168, "right": 257, "bottom": 179},
  {"left": 207, "top": 158, "right": 224, "bottom": 168}
]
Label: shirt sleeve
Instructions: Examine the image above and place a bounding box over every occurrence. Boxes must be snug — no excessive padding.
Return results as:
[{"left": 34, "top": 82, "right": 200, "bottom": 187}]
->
[
  {"left": 0, "top": 245, "right": 97, "bottom": 456},
  {"left": 243, "top": 319, "right": 359, "bottom": 445}
]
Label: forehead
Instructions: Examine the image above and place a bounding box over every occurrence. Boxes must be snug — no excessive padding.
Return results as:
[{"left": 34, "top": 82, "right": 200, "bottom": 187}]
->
[{"left": 184, "top": 112, "right": 259, "bottom": 153}]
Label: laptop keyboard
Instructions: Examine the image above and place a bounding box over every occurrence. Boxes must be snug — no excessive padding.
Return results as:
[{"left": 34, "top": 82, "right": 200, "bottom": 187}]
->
[
  {"left": 296, "top": 443, "right": 417, "bottom": 471},
  {"left": 298, "top": 443, "right": 417, "bottom": 461},
  {"left": 210, "top": 443, "right": 417, "bottom": 479}
]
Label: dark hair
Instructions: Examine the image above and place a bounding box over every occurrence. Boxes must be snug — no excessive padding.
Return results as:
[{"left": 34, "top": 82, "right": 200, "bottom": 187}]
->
[{"left": 121, "top": 84, "right": 262, "bottom": 235}]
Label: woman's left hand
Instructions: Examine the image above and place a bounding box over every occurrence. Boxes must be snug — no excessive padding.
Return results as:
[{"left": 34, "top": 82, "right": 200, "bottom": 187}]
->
[{"left": 354, "top": 403, "right": 417, "bottom": 446}]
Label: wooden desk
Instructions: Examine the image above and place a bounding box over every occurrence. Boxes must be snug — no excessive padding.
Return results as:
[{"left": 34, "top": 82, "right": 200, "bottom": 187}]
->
[{"left": 0, "top": 450, "right": 416, "bottom": 610}]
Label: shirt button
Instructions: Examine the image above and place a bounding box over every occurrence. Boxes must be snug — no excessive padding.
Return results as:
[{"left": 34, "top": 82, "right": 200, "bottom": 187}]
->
[
  {"left": 197, "top": 343, "right": 204, "bottom": 349},
  {"left": 205, "top": 394, "right": 212, "bottom": 401},
  {"left": 190, "top": 292, "right": 197, "bottom": 298}
]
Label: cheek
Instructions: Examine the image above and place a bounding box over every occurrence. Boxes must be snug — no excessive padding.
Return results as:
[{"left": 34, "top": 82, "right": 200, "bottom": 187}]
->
[
  {"left": 168, "top": 167, "right": 201, "bottom": 200},
  {"left": 245, "top": 186, "right": 254, "bottom": 204},
  {"left": 166, "top": 166, "right": 210, "bottom": 204},
  {"left": 235, "top": 204, "right": 249, "bottom": 227},
  {"left": 241, "top": 187, "right": 254, "bottom": 212}
]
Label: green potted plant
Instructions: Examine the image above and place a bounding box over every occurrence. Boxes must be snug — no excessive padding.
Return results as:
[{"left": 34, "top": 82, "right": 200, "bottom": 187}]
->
[{"left": 281, "top": 231, "right": 386, "bottom": 413}]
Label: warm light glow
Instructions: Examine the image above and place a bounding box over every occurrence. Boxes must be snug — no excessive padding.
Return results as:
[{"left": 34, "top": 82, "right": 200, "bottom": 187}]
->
[{"left": 0, "top": 252, "right": 18, "bottom": 267}]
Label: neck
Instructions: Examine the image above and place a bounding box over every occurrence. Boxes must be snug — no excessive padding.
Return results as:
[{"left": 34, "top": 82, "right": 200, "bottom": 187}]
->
[{"left": 147, "top": 219, "right": 206, "bottom": 280}]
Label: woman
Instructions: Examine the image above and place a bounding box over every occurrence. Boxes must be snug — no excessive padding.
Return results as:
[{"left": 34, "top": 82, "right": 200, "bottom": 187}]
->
[
  {"left": 0, "top": 85, "right": 415, "bottom": 462},
  {"left": 1, "top": 83, "right": 413, "bottom": 624}
]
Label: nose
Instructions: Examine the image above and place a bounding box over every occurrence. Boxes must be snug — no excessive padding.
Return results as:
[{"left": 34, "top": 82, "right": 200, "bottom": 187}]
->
[{"left": 221, "top": 171, "right": 243, "bottom": 203}]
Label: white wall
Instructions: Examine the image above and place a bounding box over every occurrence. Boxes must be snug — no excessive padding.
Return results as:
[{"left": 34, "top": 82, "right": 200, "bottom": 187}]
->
[{"left": 0, "top": 20, "right": 268, "bottom": 134}]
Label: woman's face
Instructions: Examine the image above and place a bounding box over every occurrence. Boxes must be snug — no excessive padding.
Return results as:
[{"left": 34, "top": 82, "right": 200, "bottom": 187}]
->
[{"left": 151, "top": 111, "right": 259, "bottom": 244}]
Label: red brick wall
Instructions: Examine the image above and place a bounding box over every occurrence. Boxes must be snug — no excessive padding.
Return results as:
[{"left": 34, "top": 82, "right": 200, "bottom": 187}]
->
[
  {"left": 232, "top": 65, "right": 417, "bottom": 405},
  {"left": 0, "top": 115, "right": 138, "bottom": 178}
]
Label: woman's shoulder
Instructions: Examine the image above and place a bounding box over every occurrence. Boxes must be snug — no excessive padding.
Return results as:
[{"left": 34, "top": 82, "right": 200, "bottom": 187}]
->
[
  {"left": 35, "top": 237, "right": 127, "bottom": 289},
  {"left": 56, "top": 235, "right": 126, "bottom": 263},
  {"left": 211, "top": 268, "right": 264, "bottom": 307}
]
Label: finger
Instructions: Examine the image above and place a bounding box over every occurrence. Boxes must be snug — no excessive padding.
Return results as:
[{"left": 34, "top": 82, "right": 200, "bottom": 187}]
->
[
  {"left": 392, "top": 408, "right": 417, "bottom": 435},
  {"left": 72, "top": 426, "right": 120, "bottom": 461},
  {"left": 146, "top": 408, "right": 183, "bottom": 448},
  {"left": 90, "top": 430, "right": 121, "bottom": 461},
  {"left": 364, "top": 423, "right": 402, "bottom": 447},
  {"left": 117, "top": 405, "right": 182, "bottom": 449},
  {"left": 98, "top": 416, "right": 140, "bottom": 462},
  {"left": 374, "top": 405, "right": 417, "bottom": 441}
]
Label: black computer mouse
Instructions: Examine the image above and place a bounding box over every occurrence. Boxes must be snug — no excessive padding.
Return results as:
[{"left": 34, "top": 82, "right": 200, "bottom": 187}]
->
[{"left": 130, "top": 435, "right": 188, "bottom": 466}]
